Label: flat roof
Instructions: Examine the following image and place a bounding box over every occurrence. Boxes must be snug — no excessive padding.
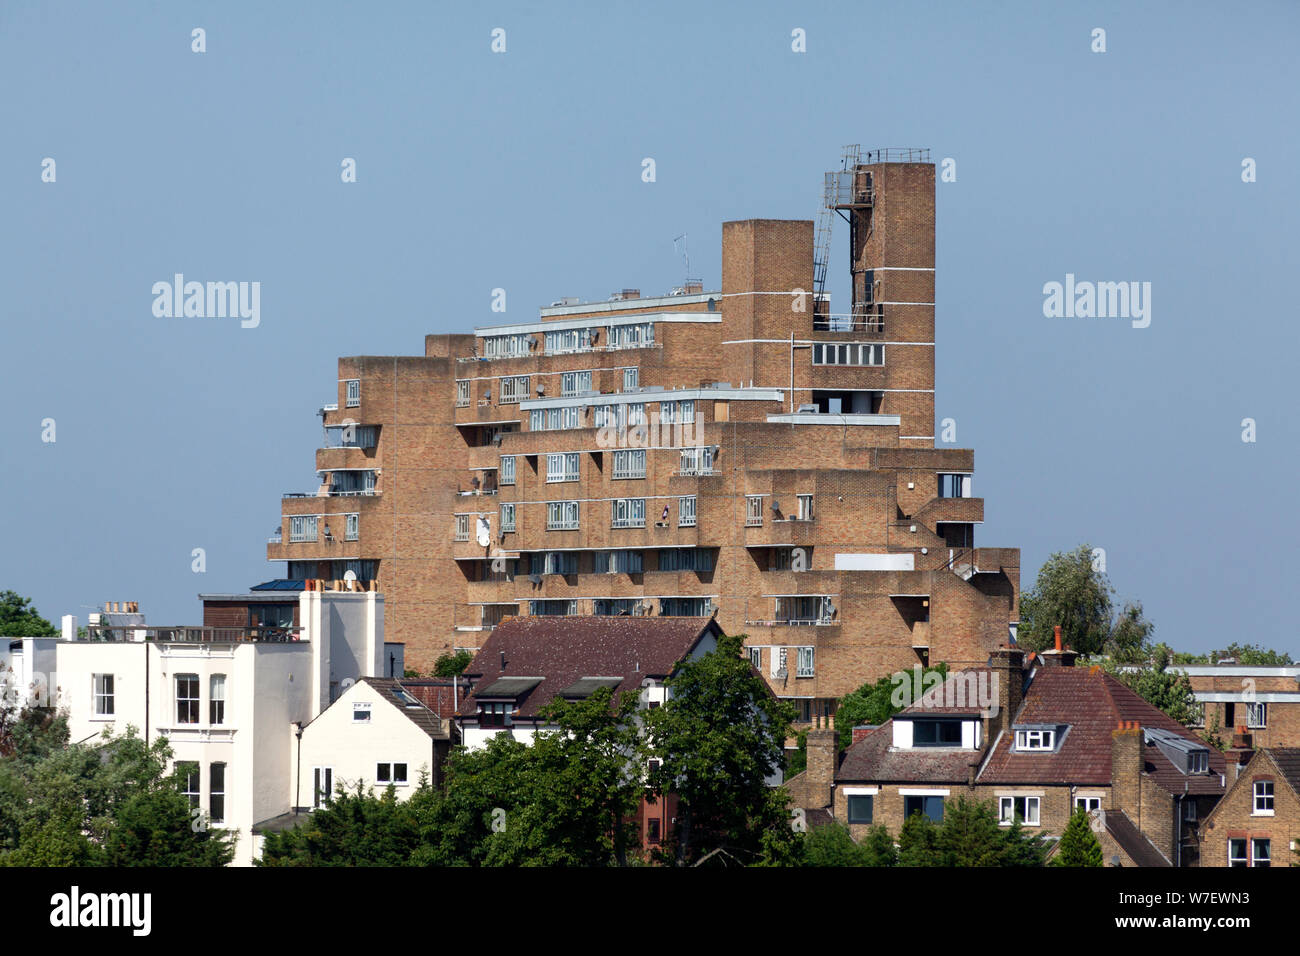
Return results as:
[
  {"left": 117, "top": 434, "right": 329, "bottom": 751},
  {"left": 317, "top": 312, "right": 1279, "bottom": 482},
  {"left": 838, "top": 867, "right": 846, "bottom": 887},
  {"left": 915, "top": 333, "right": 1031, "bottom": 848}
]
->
[{"left": 476, "top": 310, "right": 720, "bottom": 337}]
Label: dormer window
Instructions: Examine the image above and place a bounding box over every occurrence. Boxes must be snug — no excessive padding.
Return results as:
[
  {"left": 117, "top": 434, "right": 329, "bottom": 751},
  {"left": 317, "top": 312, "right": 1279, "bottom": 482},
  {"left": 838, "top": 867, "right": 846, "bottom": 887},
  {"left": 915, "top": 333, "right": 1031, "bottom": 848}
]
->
[
  {"left": 912, "top": 719, "right": 963, "bottom": 747},
  {"left": 1015, "top": 728, "right": 1055, "bottom": 751}
]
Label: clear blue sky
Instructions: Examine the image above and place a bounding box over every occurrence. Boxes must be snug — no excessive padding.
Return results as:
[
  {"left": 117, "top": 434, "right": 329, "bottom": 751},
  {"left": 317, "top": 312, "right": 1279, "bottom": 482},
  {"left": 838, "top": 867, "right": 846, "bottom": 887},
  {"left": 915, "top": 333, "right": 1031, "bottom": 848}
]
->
[{"left": 1, "top": 1, "right": 1296, "bottom": 656}]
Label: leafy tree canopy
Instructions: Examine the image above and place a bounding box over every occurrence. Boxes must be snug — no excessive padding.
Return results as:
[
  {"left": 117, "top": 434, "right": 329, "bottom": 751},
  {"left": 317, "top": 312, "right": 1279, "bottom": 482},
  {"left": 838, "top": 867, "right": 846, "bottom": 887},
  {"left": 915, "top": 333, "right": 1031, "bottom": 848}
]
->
[
  {"left": 1018, "top": 545, "right": 1153, "bottom": 660},
  {"left": 0, "top": 591, "right": 57, "bottom": 638}
]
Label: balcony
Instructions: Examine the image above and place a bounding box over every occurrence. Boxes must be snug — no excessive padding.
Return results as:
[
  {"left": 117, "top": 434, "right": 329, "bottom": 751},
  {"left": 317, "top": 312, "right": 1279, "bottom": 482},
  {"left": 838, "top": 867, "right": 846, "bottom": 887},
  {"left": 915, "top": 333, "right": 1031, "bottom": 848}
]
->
[
  {"left": 813, "top": 314, "right": 884, "bottom": 334},
  {"left": 84, "top": 624, "right": 305, "bottom": 644}
]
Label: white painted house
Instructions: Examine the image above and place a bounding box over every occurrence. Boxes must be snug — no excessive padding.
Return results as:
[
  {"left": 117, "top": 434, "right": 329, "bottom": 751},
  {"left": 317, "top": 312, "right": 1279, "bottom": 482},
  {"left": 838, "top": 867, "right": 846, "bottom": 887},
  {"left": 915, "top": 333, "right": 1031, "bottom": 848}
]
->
[{"left": 54, "top": 590, "right": 384, "bottom": 866}]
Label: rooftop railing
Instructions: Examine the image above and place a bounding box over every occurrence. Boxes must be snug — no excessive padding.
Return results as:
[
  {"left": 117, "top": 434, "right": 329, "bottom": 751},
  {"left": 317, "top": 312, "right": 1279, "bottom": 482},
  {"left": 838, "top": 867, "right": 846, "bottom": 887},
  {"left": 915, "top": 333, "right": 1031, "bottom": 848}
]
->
[{"left": 83, "top": 625, "right": 306, "bottom": 644}]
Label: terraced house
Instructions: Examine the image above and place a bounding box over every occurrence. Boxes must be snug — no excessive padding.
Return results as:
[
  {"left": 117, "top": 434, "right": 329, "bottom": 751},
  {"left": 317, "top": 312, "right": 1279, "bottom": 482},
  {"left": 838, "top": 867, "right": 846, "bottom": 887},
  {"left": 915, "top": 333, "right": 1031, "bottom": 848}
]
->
[{"left": 267, "top": 148, "right": 1022, "bottom": 715}]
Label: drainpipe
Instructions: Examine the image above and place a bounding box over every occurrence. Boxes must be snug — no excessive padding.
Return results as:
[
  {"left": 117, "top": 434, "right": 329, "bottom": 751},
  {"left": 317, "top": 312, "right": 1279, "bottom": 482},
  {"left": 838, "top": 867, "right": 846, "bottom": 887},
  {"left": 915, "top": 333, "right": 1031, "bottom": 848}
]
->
[
  {"left": 293, "top": 721, "right": 304, "bottom": 815},
  {"left": 145, "top": 641, "right": 150, "bottom": 744}
]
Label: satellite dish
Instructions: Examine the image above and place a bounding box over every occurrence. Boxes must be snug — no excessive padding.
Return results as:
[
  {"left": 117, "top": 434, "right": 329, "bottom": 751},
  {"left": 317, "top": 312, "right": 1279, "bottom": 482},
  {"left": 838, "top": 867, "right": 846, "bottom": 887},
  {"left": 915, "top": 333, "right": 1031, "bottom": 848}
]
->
[
  {"left": 475, "top": 517, "right": 491, "bottom": 547},
  {"left": 771, "top": 500, "right": 782, "bottom": 512}
]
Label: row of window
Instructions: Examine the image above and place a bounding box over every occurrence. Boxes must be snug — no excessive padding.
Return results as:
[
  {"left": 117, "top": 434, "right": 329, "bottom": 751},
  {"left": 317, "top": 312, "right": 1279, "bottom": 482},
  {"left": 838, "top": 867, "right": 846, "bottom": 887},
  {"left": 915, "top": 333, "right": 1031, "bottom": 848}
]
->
[
  {"left": 528, "top": 596, "right": 713, "bottom": 617},
  {"left": 748, "top": 646, "right": 816, "bottom": 678},
  {"left": 744, "top": 494, "right": 814, "bottom": 525},
  {"left": 845, "top": 793, "right": 1107, "bottom": 827},
  {"left": 481, "top": 323, "right": 655, "bottom": 360},
  {"left": 458, "top": 368, "right": 638, "bottom": 409},
  {"left": 94, "top": 673, "right": 227, "bottom": 725},
  {"left": 288, "top": 514, "right": 360, "bottom": 543},
  {"left": 811, "top": 343, "right": 884, "bottom": 366},
  {"left": 177, "top": 760, "right": 226, "bottom": 823},
  {"left": 503, "top": 446, "right": 711, "bottom": 486}
]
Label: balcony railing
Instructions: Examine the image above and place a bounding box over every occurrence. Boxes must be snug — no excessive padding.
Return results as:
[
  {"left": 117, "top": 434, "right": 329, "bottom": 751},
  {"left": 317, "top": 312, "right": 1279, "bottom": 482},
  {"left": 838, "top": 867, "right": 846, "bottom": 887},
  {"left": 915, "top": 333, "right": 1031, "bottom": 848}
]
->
[
  {"left": 814, "top": 314, "right": 884, "bottom": 333},
  {"left": 84, "top": 625, "right": 306, "bottom": 644}
]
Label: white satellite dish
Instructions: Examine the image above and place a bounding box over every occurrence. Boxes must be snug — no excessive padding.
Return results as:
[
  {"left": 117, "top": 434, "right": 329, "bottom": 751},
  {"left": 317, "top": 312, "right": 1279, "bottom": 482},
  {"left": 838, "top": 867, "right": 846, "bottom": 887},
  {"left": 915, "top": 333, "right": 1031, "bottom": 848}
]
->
[
  {"left": 475, "top": 516, "right": 491, "bottom": 547},
  {"left": 343, "top": 570, "right": 358, "bottom": 591}
]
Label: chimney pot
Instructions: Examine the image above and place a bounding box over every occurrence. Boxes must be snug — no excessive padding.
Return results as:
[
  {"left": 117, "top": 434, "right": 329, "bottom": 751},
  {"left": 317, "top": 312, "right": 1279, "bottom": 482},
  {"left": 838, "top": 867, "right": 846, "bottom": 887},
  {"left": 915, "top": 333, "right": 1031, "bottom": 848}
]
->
[{"left": 1054, "top": 625, "right": 1062, "bottom": 652}]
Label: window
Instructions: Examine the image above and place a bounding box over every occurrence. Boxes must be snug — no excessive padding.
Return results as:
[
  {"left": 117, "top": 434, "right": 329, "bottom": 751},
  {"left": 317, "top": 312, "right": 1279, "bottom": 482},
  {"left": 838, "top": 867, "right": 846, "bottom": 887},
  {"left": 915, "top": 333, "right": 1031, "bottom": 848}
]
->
[
  {"left": 847, "top": 795, "right": 874, "bottom": 824},
  {"left": 546, "top": 452, "right": 580, "bottom": 483},
  {"left": 176, "top": 675, "right": 199, "bottom": 724},
  {"left": 593, "top": 550, "right": 643, "bottom": 574},
  {"left": 775, "top": 595, "right": 834, "bottom": 624},
  {"left": 499, "top": 375, "right": 530, "bottom": 404},
  {"left": 748, "top": 646, "right": 763, "bottom": 670},
  {"left": 679, "top": 495, "right": 697, "bottom": 527},
  {"left": 657, "top": 548, "right": 713, "bottom": 573},
  {"left": 612, "top": 498, "right": 646, "bottom": 528},
  {"left": 1075, "top": 796, "right": 1102, "bottom": 813},
  {"left": 1188, "top": 749, "right": 1209, "bottom": 774},
  {"left": 561, "top": 370, "right": 592, "bottom": 395},
  {"left": 532, "top": 551, "right": 578, "bottom": 575},
  {"left": 313, "top": 767, "right": 334, "bottom": 809},
  {"left": 1228, "top": 838, "right": 1248, "bottom": 867},
  {"left": 999, "top": 796, "right": 1041, "bottom": 826},
  {"left": 797, "top": 494, "right": 814, "bottom": 521},
  {"left": 1015, "top": 728, "right": 1056, "bottom": 751},
  {"left": 345, "top": 379, "right": 361, "bottom": 407},
  {"left": 1252, "top": 838, "right": 1270, "bottom": 868},
  {"left": 456, "top": 380, "right": 470, "bottom": 406},
  {"left": 353, "top": 702, "right": 372, "bottom": 723},
  {"left": 177, "top": 761, "right": 200, "bottom": 809},
  {"left": 679, "top": 446, "right": 713, "bottom": 475},
  {"left": 93, "top": 674, "right": 114, "bottom": 716},
  {"left": 547, "top": 500, "right": 580, "bottom": 530},
  {"left": 938, "top": 473, "right": 972, "bottom": 498},
  {"left": 626, "top": 403, "right": 646, "bottom": 427},
  {"left": 529, "top": 405, "right": 582, "bottom": 431},
  {"left": 811, "top": 342, "right": 884, "bottom": 366},
  {"left": 623, "top": 367, "right": 639, "bottom": 390},
  {"left": 745, "top": 495, "right": 764, "bottom": 526},
  {"left": 904, "top": 795, "right": 944, "bottom": 822},
  {"left": 593, "top": 598, "right": 638, "bottom": 615},
  {"left": 483, "top": 333, "right": 532, "bottom": 359},
  {"left": 209, "top": 763, "right": 225, "bottom": 823},
  {"left": 1246, "top": 702, "right": 1267, "bottom": 729},
  {"left": 797, "top": 646, "right": 815, "bottom": 678},
  {"left": 613, "top": 449, "right": 647, "bottom": 479},
  {"left": 660, "top": 400, "right": 694, "bottom": 424},
  {"left": 345, "top": 513, "right": 359, "bottom": 541},
  {"left": 209, "top": 674, "right": 226, "bottom": 725},
  {"left": 1254, "top": 780, "right": 1274, "bottom": 815},
  {"left": 647, "top": 818, "right": 661, "bottom": 844},
  {"left": 1183, "top": 799, "right": 1198, "bottom": 822},
  {"left": 529, "top": 599, "right": 578, "bottom": 616},
  {"left": 499, "top": 456, "right": 516, "bottom": 484},
  {"left": 289, "top": 515, "right": 318, "bottom": 542},
  {"left": 544, "top": 327, "right": 592, "bottom": 355},
  {"left": 500, "top": 503, "right": 516, "bottom": 533},
  {"left": 454, "top": 514, "right": 470, "bottom": 541},
  {"left": 607, "top": 322, "right": 654, "bottom": 350},
  {"left": 659, "top": 597, "right": 712, "bottom": 616},
  {"left": 912, "top": 720, "right": 963, "bottom": 747},
  {"left": 376, "top": 762, "right": 409, "bottom": 786}
]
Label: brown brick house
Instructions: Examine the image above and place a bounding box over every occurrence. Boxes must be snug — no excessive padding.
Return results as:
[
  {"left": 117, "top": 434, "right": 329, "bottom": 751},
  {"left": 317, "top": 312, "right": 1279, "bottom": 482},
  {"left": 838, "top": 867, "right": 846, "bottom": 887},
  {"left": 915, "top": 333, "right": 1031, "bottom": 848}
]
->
[
  {"left": 818, "top": 645, "right": 1227, "bottom": 865},
  {"left": 1199, "top": 742, "right": 1300, "bottom": 867},
  {"left": 1177, "top": 665, "right": 1300, "bottom": 749}
]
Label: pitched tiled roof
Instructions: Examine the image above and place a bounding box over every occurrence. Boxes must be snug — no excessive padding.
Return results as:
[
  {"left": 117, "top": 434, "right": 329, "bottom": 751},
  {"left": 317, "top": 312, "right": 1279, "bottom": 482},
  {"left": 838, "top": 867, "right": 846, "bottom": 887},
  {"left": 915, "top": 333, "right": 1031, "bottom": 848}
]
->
[
  {"left": 1103, "top": 809, "right": 1170, "bottom": 867},
  {"left": 398, "top": 679, "right": 468, "bottom": 720},
  {"left": 836, "top": 723, "right": 982, "bottom": 784},
  {"left": 360, "top": 677, "right": 452, "bottom": 739},
  {"left": 457, "top": 616, "right": 719, "bottom": 719},
  {"left": 978, "top": 667, "right": 1225, "bottom": 793},
  {"left": 1266, "top": 748, "right": 1300, "bottom": 794}
]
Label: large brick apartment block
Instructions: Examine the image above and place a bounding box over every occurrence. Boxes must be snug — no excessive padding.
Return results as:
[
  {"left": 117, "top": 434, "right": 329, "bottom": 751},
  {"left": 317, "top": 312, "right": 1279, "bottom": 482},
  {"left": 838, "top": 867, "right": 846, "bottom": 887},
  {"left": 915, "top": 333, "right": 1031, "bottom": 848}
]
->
[{"left": 267, "top": 149, "right": 1022, "bottom": 715}]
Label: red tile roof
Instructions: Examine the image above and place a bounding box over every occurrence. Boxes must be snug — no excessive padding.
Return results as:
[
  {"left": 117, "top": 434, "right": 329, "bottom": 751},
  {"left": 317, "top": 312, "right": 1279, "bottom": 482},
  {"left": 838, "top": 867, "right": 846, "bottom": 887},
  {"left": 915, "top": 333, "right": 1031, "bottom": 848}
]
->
[{"left": 457, "top": 616, "right": 720, "bottom": 719}]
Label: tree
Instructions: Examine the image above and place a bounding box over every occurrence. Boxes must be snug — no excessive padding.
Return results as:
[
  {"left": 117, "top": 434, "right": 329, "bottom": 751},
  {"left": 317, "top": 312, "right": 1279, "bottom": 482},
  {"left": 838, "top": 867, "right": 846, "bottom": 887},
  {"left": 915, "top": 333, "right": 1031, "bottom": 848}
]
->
[
  {"left": 1018, "top": 544, "right": 1153, "bottom": 659},
  {"left": 1200, "top": 642, "right": 1293, "bottom": 667},
  {"left": 433, "top": 650, "right": 473, "bottom": 678},
  {"left": 104, "top": 778, "right": 235, "bottom": 867},
  {"left": 835, "top": 663, "right": 948, "bottom": 750},
  {"left": 260, "top": 783, "right": 423, "bottom": 866},
  {"left": 645, "top": 633, "right": 798, "bottom": 866},
  {"left": 1103, "top": 658, "right": 1199, "bottom": 726},
  {"left": 0, "top": 591, "right": 57, "bottom": 638},
  {"left": 1053, "top": 807, "right": 1103, "bottom": 866},
  {"left": 897, "top": 810, "right": 939, "bottom": 866},
  {"left": 895, "top": 799, "right": 1046, "bottom": 867},
  {"left": 800, "top": 821, "right": 872, "bottom": 866}
]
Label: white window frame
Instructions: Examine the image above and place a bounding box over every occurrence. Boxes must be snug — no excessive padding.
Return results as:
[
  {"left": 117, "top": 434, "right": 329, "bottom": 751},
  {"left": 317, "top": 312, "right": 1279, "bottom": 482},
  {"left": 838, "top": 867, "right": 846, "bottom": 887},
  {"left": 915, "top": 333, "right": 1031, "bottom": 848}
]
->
[
  {"left": 456, "top": 380, "right": 470, "bottom": 407},
  {"left": 345, "top": 379, "right": 361, "bottom": 407},
  {"left": 500, "top": 503, "right": 516, "bottom": 533},
  {"left": 748, "top": 646, "right": 763, "bottom": 670},
  {"left": 1253, "top": 780, "right": 1275, "bottom": 815},
  {"left": 209, "top": 674, "right": 226, "bottom": 725},
  {"left": 353, "top": 702, "right": 372, "bottom": 723},
  {"left": 376, "top": 762, "right": 410, "bottom": 787},
  {"left": 454, "top": 514, "right": 471, "bottom": 541},
  {"left": 998, "top": 796, "right": 1041, "bottom": 827},
  {"left": 546, "top": 500, "right": 580, "bottom": 531},
  {"left": 1228, "top": 838, "right": 1248, "bottom": 867},
  {"left": 679, "top": 495, "right": 697, "bottom": 527},
  {"left": 499, "top": 375, "right": 530, "bottom": 404},
  {"left": 1014, "top": 728, "right": 1055, "bottom": 751},
  {"left": 797, "top": 493, "right": 814, "bottom": 521},
  {"left": 1074, "top": 795, "right": 1102, "bottom": 813},
  {"left": 1246, "top": 702, "right": 1267, "bottom": 729},
  {"left": 679, "top": 446, "right": 713, "bottom": 476},
  {"left": 614, "top": 449, "right": 647, "bottom": 479},
  {"left": 175, "top": 674, "right": 200, "bottom": 724},
  {"left": 938, "top": 473, "right": 972, "bottom": 498},
  {"left": 209, "top": 761, "right": 226, "bottom": 823},
  {"left": 499, "top": 456, "right": 516, "bottom": 485},
  {"left": 546, "top": 452, "right": 580, "bottom": 483},
  {"left": 745, "top": 495, "right": 763, "bottom": 526},
  {"left": 561, "top": 370, "right": 592, "bottom": 396},
  {"left": 345, "top": 513, "right": 359, "bottom": 541},
  {"left": 1252, "top": 838, "right": 1271, "bottom": 867},
  {"left": 289, "top": 515, "right": 319, "bottom": 543},
  {"left": 93, "top": 673, "right": 114, "bottom": 716},
  {"left": 611, "top": 498, "right": 646, "bottom": 528},
  {"left": 313, "top": 766, "right": 334, "bottom": 809},
  {"left": 623, "top": 367, "right": 639, "bottom": 390},
  {"left": 796, "top": 646, "right": 815, "bottom": 678}
]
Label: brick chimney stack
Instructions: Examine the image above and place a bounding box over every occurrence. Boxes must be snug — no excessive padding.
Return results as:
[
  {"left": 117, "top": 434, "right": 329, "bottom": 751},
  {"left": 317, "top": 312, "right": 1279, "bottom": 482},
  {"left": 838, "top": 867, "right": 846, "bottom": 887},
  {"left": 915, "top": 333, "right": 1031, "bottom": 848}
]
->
[
  {"left": 1040, "top": 624, "right": 1079, "bottom": 667},
  {"left": 987, "top": 645, "right": 1025, "bottom": 741},
  {"left": 1227, "top": 727, "right": 1255, "bottom": 783},
  {"left": 1110, "top": 721, "right": 1144, "bottom": 824},
  {"left": 802, "top": 715, "right": 838, "bottom": 810}
]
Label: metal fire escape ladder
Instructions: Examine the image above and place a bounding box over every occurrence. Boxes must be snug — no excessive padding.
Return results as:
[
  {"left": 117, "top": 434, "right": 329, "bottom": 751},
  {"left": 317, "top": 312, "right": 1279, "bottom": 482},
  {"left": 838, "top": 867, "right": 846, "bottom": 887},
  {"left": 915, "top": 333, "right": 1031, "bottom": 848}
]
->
[{"left": 812, "top": 145, "right": 862, "bottom": 309}]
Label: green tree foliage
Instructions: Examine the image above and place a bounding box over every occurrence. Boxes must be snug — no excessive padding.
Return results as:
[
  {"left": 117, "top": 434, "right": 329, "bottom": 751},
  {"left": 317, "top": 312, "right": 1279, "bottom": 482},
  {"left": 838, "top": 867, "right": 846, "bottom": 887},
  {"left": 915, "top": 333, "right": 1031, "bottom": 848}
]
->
[
  {"left": 800, "top": 821, "right": 899, "bottom": 866},
  {"left": 260, "top": 783, "right": 424, "bottom": 866},
  {"left": 1053, "top": 807, "right": 1103, "bottom": 866},
  {"left": 835, "top": 663, "right": 949, "bottom": 750},
  {"left": 0, "top": 592, "right": 57, "bottom": 637},
  {"left": 433, "top": 650, "right": 474, "bottom": 678},
  {"left": 1102, "top": 658, "right": 1199, "bottom": 726},
  {"left": 1018, "top": 545, "right": 1156, "bottom": 660},
  {"left": 0, "top": 723, "right": 233, "bottom": 866},
  {"left": 895, "top": 799, "right": 1046, "bottom": 867},
  {"left": 645, "top": 633, "right": 798, "bottom": 866},
  {"left": 1182, "top": 642, "right": 1294, "bottom": 667}
]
